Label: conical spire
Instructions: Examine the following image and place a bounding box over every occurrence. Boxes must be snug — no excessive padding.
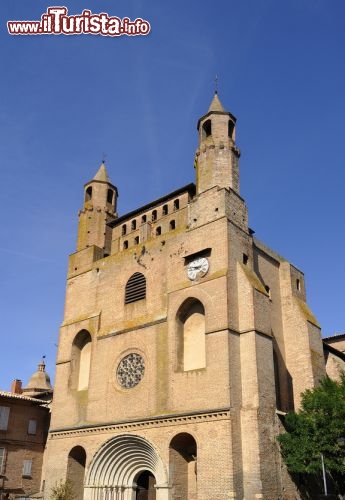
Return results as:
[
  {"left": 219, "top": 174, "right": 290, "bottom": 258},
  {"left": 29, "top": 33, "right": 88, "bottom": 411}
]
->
[
  {"left": 77, "top": 162, "right": 117, "bottom": 253},
  {"left": 93, "top": 162, "right": 110, "bottom": 182},
  {"left": 208, "top": 92, "right": 225, "bottom": 113}
]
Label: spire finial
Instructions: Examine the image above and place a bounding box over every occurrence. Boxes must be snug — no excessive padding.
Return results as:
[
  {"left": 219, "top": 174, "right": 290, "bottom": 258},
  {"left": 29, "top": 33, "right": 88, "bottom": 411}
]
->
[
  {"left": 215, "top": 74, "right": 218, "bottom": 95},
  {"left": 38, "top": 355, "right": 46, "bottom": 372},
  {"left": 102, "top": 152, "right": 107, "bottom": 164}
]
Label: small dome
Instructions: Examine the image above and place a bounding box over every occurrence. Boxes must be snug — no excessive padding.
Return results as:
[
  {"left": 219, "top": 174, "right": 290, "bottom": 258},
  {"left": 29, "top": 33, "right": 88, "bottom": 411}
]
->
[{"left": 22, "top": 359, "right": 53, "bottom": 398}]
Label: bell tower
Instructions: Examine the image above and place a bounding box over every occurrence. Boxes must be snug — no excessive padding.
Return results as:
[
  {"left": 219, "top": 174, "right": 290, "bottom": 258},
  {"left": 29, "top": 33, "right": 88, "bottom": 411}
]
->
[
  {"left": 76, "top": 162, "right": 118, "bottom": 254},
  {"left": 195, "top": 92, "right": 241, "bottom": 195}
]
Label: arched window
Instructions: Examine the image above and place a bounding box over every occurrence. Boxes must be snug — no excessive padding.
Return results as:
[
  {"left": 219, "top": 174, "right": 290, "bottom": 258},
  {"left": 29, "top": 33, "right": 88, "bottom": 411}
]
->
[
  {"left": 131, "top": 220, "right": 137, "bottom": 231},
  {"left": 107, "top": 189, "right": 113, "bottom": 204},
  {"left": 169, "top": 220, "right": 176, "bottom": 230},
  {"left": 123, "top": 240, "right": 128, "bottom": 250},
  {"left": 228, "top": 119, "right": 235, "bottom": 139},
  {"left": 169, "top": 433, "right": 197, "bottom": 499},
  {"left": 141, "top": 214, "right": 147, "bottom": 224},
  {"left": 125, "top": 272, "right": 146, "bottom": 304},
  {"left": 122, "top": 224, "right": 127, "bottom": 236},
  {"left": 152, "top": 210, "right": 157, "bottom": 221},
  {"left": 71, "top": 330, "right": 92, "bottom": 391},
  {"left": 134, "top": 236, "right": 139, "bottom": 245},
  {"left": 162, "top": 204, "right": 168, "bottom": 216},
  {"left": 67, "top": 446, "right": 86, "bottom": 500},
  {"left": 85, "top": 186, "right": 92, "bottom": 202},
  {"left": 156, "top": 226, "right": 161, "bottom": 236},
  {"left": 176, "top": 299, "right": 206, "bottom": 371},
  {"left": 173, "top": 199, "right": 179, "bottom": 211},
  {"left": 202, "top": 119, "right": 212, "bottom": 139}
]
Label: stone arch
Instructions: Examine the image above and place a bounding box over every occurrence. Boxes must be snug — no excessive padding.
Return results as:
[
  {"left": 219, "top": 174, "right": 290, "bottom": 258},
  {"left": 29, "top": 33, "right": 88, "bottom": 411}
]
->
[
  {"left": 85, "top": 186, "right": 92, "bottom": 202},
  {"left": 176, "top": 298, "right": 206, "bottom": 371},
  {"left": 228, "top": 118, "right": 235, "bottom": 139},
  {"left": 202, "top": 119, "right": 212, "bottom": 139},
  {"left": 107, "top": 189, "right": 114, "bottom": 205},
  {"left": 169, "top": 433, "right": 197, "bottom": 500},
  {"left": 71, "top": 330, "right": 92, "bottom": 391},
  {"left": 84, "top": 435, "right": 169, "bottom": 500},
  {"left": 67, "top": 446, "right": 86, "bottom": 500}
]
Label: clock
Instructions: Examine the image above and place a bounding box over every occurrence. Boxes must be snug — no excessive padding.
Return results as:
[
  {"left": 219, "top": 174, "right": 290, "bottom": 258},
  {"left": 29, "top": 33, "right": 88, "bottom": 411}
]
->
[{"left": 187, "top": 257, "right": 209, "bottom": 280}]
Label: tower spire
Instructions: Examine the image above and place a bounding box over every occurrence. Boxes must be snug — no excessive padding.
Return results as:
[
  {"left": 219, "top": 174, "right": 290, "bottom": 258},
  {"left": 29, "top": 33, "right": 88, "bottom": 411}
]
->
[
  {"left": 76, "top": 163, "right": 118, "bottom": 253},
  {"left": 93, "top": 161, "right": 110, "bottom": 182},
  {"left": 207, "top": 92, "right": 225, "bottom": 113},
  {"left": 195, "top": 93, "right": 240, "bottom": 195}
]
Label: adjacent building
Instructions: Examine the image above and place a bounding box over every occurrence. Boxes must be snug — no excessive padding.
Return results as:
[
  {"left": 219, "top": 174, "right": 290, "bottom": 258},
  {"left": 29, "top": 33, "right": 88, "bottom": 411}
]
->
[
  {"left": 323, "top": 334, "right": 345, "bottom": 381},
  {"left": 0, "top": 362, "right": 52, "bottom": 499}
]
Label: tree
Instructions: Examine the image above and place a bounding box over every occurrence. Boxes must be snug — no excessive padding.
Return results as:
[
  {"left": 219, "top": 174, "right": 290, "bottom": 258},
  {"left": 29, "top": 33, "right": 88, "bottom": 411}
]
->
[
  {"left": 50, "top": 479, "right": 74, "bottom": 500},
  {"left": 278, "top": 374, "right": 345, "bottom": 494}
]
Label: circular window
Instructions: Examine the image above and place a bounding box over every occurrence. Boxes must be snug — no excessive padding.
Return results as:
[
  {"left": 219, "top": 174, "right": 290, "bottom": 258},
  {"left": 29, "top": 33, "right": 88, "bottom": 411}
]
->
[{"left": 116, "top": 353, "right": 145, "bottom": 388}]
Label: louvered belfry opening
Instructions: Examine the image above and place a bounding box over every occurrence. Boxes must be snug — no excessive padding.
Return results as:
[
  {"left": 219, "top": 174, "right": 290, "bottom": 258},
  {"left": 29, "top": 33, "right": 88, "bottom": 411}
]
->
[{"left": 125, "top": 272, "right": 146, "bottom": 304}]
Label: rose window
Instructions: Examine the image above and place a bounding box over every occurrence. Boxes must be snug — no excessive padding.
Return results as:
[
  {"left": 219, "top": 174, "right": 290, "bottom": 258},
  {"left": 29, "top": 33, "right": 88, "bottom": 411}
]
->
[{"left": 116, "top": 353, "right": 145, "bottom": 388}]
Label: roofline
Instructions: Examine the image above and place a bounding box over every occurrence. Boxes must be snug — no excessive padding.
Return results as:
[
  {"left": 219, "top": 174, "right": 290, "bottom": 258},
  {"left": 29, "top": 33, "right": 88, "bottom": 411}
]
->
[
  {"left": 323, "top": 333, "right": 345, "bottom": 342},
  {"left": 323, "top": 341, "right": 345, "bottom": 361},
  {"left": 84, "top": 179, "right": 118, "bottom": 194},
  {"left": 197, "top": 110, "right": 237, "bottom": 130},
  {"left": 253, "top": 237, "right": 305, "bottom": 275},
  {"left": 108, "top": 183, "right": 196, "bottom": 227},
  {"left": 0, "top": 390, "right": 49, "bottom": 404}
]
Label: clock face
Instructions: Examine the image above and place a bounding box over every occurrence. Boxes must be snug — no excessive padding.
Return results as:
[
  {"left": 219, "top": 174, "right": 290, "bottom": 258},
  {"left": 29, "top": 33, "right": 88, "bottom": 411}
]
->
[{"left": 187, "top": 257, "right": 209, "bottom": 280}]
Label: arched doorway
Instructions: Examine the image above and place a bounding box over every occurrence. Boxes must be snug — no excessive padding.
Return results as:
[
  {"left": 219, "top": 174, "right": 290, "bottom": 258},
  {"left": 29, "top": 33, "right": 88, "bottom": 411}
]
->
[
  {"left": 84, "top": 435, "right": 169, "bottom": 500},
  {"left": 135, "top": 470, "right": 156, "bottom": 500}
]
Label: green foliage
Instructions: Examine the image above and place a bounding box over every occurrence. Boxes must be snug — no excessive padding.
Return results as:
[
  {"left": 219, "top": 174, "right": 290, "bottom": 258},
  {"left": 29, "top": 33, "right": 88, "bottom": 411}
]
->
[
  {"left": 50, "top": 479, "right": 74, "bottom": 500},
  {"left": 278, "top": 374, "right": 345, "bottom": 479}
]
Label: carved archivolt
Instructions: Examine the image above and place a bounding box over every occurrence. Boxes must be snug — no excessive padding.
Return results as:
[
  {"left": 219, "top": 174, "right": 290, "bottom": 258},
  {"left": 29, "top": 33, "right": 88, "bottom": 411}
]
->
[{"left": 84, "top": 434, "right": 168, "bottom": 500}]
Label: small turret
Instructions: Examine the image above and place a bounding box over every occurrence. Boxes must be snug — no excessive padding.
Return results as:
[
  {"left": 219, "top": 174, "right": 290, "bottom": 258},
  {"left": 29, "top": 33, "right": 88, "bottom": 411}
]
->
[
  {"left": 77, "top": 162, "right": 118, "bottom": 254},
  {"left": 22, "top": 359, "right": 53, "bottom": 400},
  {"left": 195, "top": 93, "right": 240, "bottom": 195}
]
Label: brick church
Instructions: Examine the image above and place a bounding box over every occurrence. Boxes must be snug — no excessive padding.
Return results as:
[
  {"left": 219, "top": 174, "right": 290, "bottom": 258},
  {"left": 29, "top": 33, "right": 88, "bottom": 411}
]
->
[{"left": 43, "top": 93, "right": 326, "bottom": 499}]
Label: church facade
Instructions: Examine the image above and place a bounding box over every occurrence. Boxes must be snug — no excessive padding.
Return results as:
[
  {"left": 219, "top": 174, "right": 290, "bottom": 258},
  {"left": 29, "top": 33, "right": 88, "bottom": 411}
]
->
[{"left": 43, "top": 94, "right": 325, "bottom": 499}]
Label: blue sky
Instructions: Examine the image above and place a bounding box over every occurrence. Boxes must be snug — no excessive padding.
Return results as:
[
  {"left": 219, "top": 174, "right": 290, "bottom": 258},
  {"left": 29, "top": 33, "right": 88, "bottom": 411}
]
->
[{"left": 0, "top": 0, "right": 344, "bottom": 390}]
